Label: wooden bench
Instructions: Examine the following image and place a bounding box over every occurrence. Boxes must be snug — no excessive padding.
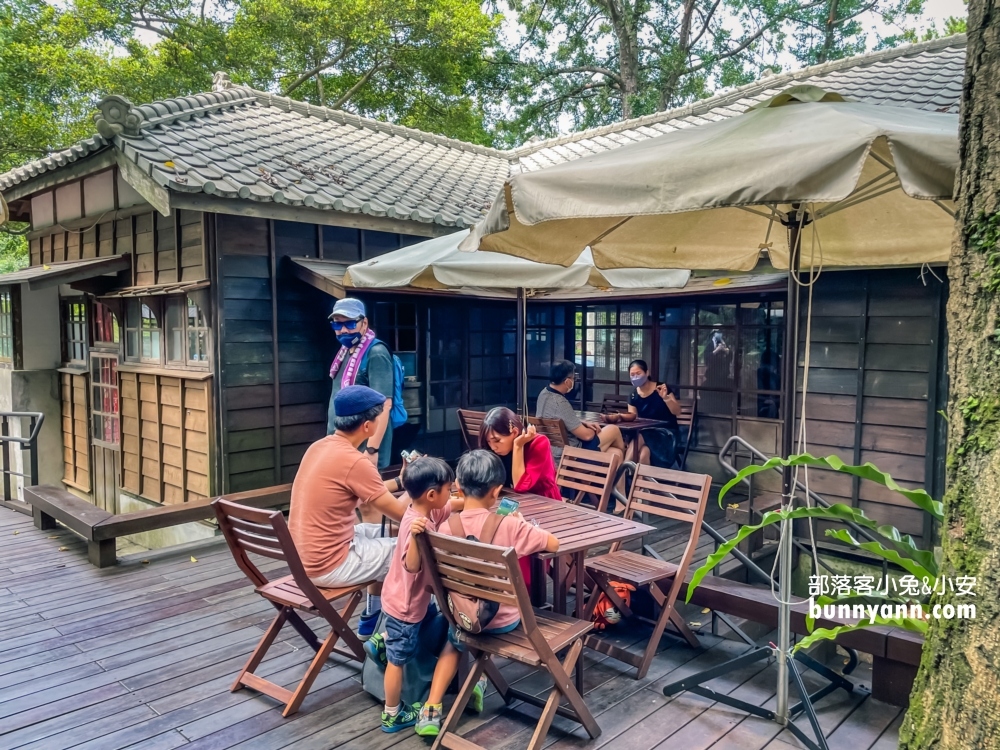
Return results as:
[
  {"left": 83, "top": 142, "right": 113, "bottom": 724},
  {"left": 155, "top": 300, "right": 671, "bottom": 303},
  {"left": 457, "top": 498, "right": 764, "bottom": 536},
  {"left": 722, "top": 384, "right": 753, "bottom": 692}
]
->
[
  {"left": 25, "top": 484, "right": 292, "bottom": 568},
  {"left": 679, "top": 572, "right": 922, "bottom": 706}
]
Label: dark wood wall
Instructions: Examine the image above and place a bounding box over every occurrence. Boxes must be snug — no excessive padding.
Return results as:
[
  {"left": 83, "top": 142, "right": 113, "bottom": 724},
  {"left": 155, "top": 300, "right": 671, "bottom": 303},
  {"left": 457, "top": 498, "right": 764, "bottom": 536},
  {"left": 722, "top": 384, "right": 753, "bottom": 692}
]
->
[{"left": 796, "top": 268, "right": 946, "bottom": 548}]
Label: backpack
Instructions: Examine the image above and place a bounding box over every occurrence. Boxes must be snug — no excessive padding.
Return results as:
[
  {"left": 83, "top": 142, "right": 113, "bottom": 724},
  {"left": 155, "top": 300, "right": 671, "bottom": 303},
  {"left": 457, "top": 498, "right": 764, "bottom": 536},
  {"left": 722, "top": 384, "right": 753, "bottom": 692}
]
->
[
  {"left": 362, "top": 339, "right": 408, "bottom": 430},
  {"left": 590, "top": 581, "right": 635, "bottom": 631},
  {"left": 445, "top": 513, "right": 504, "bottom": 634}
]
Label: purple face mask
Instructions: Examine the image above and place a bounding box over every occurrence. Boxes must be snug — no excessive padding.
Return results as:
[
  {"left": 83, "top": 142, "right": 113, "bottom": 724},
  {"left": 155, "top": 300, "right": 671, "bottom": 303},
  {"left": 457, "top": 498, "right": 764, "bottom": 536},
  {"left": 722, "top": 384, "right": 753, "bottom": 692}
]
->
[{"left": 630, "top": 373, "right": 648, "bottom": 387}]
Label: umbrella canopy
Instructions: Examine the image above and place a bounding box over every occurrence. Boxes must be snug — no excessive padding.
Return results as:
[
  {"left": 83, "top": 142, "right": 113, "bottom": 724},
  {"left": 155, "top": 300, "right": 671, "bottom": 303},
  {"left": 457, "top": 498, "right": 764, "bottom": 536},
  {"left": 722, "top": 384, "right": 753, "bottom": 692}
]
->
[
  {"left": 460, "top": 86, "right": 958, "bottom": 271},
  {"left": 343, "top": 229, "right": 691, "bottom": 291}
]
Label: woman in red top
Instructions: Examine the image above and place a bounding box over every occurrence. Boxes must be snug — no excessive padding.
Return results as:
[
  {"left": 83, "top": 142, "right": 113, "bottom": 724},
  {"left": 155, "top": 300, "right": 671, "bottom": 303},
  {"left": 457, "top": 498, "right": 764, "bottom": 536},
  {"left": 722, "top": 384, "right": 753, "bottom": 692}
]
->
[
  {"left": 478, "top": 407, "right": 561, "bottom": 586},
  {"left": 478, "top": 407, "right": 561, "bottom": 501}
]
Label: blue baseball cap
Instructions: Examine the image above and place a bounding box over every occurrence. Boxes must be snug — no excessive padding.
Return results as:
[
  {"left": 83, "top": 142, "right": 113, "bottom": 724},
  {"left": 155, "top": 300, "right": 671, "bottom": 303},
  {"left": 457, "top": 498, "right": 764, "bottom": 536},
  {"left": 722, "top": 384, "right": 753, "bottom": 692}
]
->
[
  {"left": 334, "top": 385, "right": 386, "bottom": 417},
  {"left": 329, "top": 297, "right": 366, "bottom": 321}
]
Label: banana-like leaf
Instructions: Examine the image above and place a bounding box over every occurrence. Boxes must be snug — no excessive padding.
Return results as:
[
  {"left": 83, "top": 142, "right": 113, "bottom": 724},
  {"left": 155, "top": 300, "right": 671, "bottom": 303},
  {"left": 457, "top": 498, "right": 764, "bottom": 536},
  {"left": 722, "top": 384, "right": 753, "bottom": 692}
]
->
[
  {"left": 825, "top": 529, "right": 936, "bottom": 580},
  {"left": 794, "top": 614, "right": 928, "bottom": 652},
  {"left": 719, "top": 454, "right": 943, "bottom": 520},
  {"left": 686, "top": 505, "right": 862, "bottom": 602}
]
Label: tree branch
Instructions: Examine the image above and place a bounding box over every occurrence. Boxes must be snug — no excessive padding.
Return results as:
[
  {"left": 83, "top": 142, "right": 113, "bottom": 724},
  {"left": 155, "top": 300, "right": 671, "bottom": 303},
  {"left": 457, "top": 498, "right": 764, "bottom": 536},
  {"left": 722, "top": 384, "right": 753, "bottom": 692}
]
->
[
  {"left": 330, "top": 63, "right": 383, "bottom": 109},
  {"left": 282, "top": 48, "right": 353, "bottom": 96}
]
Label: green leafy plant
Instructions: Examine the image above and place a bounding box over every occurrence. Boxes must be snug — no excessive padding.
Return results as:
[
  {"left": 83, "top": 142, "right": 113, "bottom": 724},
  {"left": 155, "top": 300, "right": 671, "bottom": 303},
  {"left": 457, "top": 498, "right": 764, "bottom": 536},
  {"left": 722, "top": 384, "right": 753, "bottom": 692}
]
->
[{"left": 685, "top": 453, "right": 942, "bottom": 650}]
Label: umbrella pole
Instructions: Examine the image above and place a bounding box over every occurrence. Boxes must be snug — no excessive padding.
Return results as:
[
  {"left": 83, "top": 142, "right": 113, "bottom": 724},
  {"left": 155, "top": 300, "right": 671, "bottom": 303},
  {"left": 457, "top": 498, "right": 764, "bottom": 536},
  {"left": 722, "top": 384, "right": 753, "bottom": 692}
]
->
[
  {"left": 516, "top": 287, "right": 527, "bottom": 418},
  {"left": 663, "top": 210, "right": 838, "bottom": 750},
  {"left": 776, "top": 211, "right": 804, "bottom": 724}
]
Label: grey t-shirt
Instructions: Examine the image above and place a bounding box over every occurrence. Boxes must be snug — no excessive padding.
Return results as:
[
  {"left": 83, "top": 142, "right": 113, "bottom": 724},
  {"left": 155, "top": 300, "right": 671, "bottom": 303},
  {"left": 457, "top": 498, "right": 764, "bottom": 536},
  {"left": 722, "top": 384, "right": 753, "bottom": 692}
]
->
[
  {"left": 327, "top": 340, "right": 395, "bottom": 468},
  {"left": 535, "top": 386, "right": 584, "bottom": 450}
]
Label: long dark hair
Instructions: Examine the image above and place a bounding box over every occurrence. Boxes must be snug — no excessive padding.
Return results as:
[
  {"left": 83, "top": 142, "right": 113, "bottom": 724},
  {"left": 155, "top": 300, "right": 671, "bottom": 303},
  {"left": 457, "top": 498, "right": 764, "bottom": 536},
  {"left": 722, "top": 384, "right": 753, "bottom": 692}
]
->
[{"left": 478, "top": 406, "right": 523, "bottom": 451}]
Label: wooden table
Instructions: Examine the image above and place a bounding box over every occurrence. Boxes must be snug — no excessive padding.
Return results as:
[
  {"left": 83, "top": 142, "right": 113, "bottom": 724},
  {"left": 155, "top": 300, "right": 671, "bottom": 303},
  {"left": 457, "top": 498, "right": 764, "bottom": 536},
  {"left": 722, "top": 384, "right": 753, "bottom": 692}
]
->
[
  {"left": 576, "top": 410, "right": 675, "bottom": 461},
  {"left": 510, "top": 491, "right": 655, "bottom": 617}
]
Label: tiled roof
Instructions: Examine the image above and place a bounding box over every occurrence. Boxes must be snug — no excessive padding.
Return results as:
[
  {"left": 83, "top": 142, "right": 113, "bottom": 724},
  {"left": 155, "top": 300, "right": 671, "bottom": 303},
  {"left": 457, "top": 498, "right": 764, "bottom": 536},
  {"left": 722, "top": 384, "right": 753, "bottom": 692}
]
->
[
  {"left": 1, "top": 88, "right": 511, "bottom": 230},
  {"left": 0, "top": 34, "right": 966, "bottom": 228},
  {"left": 511, "top": 34, "right": 966, "bottom": 172}
]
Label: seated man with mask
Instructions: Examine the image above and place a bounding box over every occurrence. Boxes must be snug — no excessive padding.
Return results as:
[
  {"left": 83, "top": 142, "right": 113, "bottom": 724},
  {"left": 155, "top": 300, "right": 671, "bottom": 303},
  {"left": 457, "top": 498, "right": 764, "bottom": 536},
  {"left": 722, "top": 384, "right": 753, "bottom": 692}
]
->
[
  {"left": 289, "top": 385, "right": 409, "bottom": 636},
  {"left": 535, "top": 360, "right": 625, "bottom": 461}
]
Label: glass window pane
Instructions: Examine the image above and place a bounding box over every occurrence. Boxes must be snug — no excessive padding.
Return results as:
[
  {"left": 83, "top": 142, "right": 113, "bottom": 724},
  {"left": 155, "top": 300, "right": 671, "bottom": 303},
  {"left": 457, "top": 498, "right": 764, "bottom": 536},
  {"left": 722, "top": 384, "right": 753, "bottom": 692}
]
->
[
  {"left": 188, "top": 330, "right": 207, "bottom": 362},
  {"left": 166, "top": 299, "right": 183, "bottom": 361}
]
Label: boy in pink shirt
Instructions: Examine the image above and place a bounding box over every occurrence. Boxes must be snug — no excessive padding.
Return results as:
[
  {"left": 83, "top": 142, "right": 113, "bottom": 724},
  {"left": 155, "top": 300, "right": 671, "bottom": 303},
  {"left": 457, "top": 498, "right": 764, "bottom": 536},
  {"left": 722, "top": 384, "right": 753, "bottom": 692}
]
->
[
  {"left": 415, "top": 450, "right": 559, "bottom": 738},
  {"left": 364, "top": 456, "right": 457, "bottom": 733}
]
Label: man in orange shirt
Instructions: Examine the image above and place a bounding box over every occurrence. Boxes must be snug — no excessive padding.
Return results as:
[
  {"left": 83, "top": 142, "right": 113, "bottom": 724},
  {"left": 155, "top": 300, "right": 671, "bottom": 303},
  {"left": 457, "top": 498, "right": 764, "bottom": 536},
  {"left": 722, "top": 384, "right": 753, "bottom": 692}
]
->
[{"left": 288, "top": 385, "right": 409, "bottom": 636}]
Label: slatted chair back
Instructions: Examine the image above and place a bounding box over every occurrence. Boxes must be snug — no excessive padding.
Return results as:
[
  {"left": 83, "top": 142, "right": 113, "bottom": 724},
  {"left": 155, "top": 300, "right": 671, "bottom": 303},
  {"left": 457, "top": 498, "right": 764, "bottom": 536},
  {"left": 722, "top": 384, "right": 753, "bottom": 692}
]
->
[
  {"left": 600, "top": 392, "right": 630, "bottom": 413},
  {"left": 418, "top": 529, "right": 537, "bottom": 638},
  {"left": 527, "top": 415, "right": 570, "bottom": 449},
  {"left": 619, "top": 464, "right": 710, "bottom": 569},
  {"left": 213, "top": 498, "right": 339, "bottom": 623},
  {"left": 556, "top": 447, "right": 621, "bottom": 513},
  {"left": 457, "top": 409, "right": 488, "bottom": 451}
]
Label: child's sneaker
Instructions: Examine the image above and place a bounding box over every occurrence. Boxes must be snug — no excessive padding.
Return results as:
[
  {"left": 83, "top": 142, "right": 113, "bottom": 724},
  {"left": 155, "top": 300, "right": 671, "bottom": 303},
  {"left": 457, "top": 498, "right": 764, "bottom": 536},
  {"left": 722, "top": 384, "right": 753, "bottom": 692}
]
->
[
  {"left": 415, "top": 704, "right": 443, "bottom": 737},
  {"left": 468, "top": 675, "right": 488, "bottom": 714},
  {"left": 381, "top": 703, "right": 420, "bottom": 733},
  {"left": 364, "top": 632, "right": 387, "bottom": 667}
]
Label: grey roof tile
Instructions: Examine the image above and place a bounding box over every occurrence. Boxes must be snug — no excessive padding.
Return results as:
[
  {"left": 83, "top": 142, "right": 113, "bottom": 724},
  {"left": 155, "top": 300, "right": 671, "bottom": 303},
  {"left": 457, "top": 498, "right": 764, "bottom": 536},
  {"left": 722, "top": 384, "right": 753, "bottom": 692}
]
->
[{"left": 0, "top": 35, "right": 966, "bottom": 229}]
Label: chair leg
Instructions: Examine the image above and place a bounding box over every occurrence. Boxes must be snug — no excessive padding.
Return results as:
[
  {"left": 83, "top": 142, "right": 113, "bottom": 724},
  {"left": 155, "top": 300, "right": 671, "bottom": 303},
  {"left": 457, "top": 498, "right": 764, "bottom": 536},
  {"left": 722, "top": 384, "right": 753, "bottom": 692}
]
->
[
  {"left": 637, "top": 583, "right": 686, "bottom": 679},
  {"left": 545, "top": 640, "right": 601, "bottom": 741},
  {"left": 284, "top": 608, "right": 321, "bottom": 651},
  {"left": 324, "top": 589, "right": 367, "bottom": 661},
  {"left": 232, "top": 606, "right": 289, "bottom": 692},
  {"left": 484, "top": 658, "right": 513, "bottom": 705},
  {"left": 651, "top": 580, "right": 701, "bottom": 649},
  {"left": 433, "top": 652, "right": 489, "bottom": 750},
  {"left": 282, "top": 627, "right": 343, "bottom": 717}
]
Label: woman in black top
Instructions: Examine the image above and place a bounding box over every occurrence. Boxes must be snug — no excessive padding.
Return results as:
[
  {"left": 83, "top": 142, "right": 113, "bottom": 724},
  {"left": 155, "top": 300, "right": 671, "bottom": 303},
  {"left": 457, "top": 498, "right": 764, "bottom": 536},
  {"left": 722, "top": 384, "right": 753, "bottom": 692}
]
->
[{"left": 627, "top": 359, "right": 682, "bottom": 466}]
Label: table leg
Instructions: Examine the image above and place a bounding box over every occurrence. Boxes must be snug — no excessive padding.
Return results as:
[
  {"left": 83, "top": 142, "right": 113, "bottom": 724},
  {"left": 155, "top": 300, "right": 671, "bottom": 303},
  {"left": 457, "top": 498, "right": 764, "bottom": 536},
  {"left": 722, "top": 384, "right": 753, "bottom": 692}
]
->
[
  {"left": 574, "top": 552, "right": 587, "bottom": 619},
  {"left": 553, "top": 557, "right": 567, "bottom": 615},
  {"left": 530, "top": 556, "right": 545, "bottom": 606}
]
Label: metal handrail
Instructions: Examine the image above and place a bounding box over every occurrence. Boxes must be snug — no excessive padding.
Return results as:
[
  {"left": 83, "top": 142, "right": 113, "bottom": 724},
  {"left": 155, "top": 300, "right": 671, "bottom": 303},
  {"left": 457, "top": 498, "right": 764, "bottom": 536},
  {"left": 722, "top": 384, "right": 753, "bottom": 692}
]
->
[
  {"left": 718, "top": 434, "right": 890, "bottom": 579},
  {"left": 0, "top": 411, "right": 44, "bottom": 512}
]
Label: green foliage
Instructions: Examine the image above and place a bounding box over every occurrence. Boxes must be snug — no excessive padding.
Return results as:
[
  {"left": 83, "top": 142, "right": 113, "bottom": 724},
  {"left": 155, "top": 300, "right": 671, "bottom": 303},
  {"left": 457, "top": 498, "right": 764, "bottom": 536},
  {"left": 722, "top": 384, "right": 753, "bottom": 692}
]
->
[
  {"left": 689, "top": 453, "right": 941, "bottom": 653},
  {"left": 717, "top": 453, "right": 943, "bottom": 519},
  {"left": 0, "top": 232, "right": 29, "bottom": 274},
  {"left": 954, "top": 394, "right": 1000, "bottom": 457}
]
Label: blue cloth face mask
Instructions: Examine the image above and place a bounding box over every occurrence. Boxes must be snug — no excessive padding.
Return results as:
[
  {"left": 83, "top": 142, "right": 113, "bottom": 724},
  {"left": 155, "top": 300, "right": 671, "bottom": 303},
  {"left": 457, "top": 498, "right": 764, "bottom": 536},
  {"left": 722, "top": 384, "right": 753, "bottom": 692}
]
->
[
  {"left": 334, "top": 328, "right": 362, "bottom": 348},
  {"left": 630, "top": 373, "right": 648, "bottom": 387}
]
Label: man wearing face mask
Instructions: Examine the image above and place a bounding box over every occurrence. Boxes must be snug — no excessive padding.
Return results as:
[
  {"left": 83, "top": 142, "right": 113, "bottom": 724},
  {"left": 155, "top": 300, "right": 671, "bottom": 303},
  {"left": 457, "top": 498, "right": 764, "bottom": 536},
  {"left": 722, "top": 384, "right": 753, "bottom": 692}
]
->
[
  {"left": 535, "top": 360, "right": 625, "bottom": 461},
  {"left": 327, "top": 298, "right": 395, "bottom": 473}
]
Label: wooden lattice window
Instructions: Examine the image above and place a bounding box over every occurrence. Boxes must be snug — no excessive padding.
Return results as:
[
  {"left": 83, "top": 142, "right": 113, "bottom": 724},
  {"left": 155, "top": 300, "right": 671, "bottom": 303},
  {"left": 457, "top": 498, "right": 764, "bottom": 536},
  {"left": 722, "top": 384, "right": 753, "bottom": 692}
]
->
[
  {"left": 125, "top": 299, "right": 161, "bottom": 363},
  {"left": 91, "top": 354, "right": 120, "bottom": 446},
  {"left": 93, "top": 301, "right": 120, "bottom": 346},
  {"left": 165, "top": 296, "right": 209, "bottom": 367},
  {"left": 60, "top": 372, "right": 90, "bottom": 491},
  {"left": 0, "top": 287, "right": 15, "bottom": 365},
  {"left": 62, "top": 300, "right": 88, "bottom": 365}
]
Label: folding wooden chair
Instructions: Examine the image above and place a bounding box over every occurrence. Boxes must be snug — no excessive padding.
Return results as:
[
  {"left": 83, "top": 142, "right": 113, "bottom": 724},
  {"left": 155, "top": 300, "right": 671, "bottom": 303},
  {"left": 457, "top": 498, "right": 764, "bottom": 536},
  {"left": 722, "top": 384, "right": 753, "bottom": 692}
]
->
[
  {"left": 527, "top": 415, "right": 570, "bottom": 450},
  {"left": 675, "top": 400, "right": 698, "bottom": 470},
  {"left": 600, "top": 392, "right": 630, "bottom": 413},
  {"left": 457, "top": 408, "right": 487, "bottom": 451},
  {"left": 418, "top": 530, "right": 601, "bottom": 750},
  {"left": 213, "top": 498, "right": 370, "bottom": 717},
  {"left": 582, "top": 465, "right": 710, "bottom": 679},
  {"left": 556, "top": 446, "right": 621, "bottom": 513}
]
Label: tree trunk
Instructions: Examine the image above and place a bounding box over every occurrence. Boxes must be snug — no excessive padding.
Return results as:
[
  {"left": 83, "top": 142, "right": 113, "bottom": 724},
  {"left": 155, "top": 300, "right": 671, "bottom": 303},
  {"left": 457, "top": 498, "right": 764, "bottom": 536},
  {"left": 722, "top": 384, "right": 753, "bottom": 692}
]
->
[
  {"left": 899, "top": 4, "right": 1000, "bottom": 749},
  {"left": 601, "top": 0, "right": 641, "bottom": 119}
]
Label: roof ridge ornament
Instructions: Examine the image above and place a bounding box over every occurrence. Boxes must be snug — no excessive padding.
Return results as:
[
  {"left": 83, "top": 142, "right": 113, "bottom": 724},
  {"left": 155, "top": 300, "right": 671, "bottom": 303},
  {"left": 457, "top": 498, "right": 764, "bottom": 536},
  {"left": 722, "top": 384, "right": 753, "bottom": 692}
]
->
[
  {"left": 213, "top": 72, "right": 234, "bottom": 92},
  {"left": 93, "top": 95, "right": 142, "bottom": 138}
]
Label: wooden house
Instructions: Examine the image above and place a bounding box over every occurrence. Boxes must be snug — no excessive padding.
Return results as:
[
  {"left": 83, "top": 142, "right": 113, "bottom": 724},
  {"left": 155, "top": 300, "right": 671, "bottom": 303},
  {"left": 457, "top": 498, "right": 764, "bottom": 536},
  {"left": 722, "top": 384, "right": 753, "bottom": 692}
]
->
[{"left": 0, "top": 36, "right": 963, "bottom": 552}]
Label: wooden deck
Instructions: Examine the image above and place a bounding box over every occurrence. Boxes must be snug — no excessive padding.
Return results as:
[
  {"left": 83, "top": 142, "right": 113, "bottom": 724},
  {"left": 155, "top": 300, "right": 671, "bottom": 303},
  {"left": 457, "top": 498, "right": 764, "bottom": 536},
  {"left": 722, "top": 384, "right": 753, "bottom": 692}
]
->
[{"left": 0, "top": 504, "right": 904, "bottom": 750}]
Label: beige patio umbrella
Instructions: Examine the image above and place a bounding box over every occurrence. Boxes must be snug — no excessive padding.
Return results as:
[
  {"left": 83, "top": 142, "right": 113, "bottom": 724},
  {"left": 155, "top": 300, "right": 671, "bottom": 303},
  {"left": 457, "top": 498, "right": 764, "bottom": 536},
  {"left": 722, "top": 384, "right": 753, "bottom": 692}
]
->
[
  {"left": 461, "top": 86, "right": 958, "bottom": 271},
  {"left": 457, "top": 85, "right": 959, "bottom": 750}
]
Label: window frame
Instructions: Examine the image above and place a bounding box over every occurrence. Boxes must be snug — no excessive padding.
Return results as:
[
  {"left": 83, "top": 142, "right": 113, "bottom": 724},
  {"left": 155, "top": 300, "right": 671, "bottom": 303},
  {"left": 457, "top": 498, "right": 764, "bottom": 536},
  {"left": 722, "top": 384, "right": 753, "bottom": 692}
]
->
[
  {"left": 123, "top": 295, "right": 210, "bottom": 370},
  {"left": 90, "top": 352, "right": 120, "bottom": 448},
  {"left": 0, "top": 286, "right": 21, "bottom": 368},
  {"left": 61, "top": 299, "right": 89, "bottom": 366}
]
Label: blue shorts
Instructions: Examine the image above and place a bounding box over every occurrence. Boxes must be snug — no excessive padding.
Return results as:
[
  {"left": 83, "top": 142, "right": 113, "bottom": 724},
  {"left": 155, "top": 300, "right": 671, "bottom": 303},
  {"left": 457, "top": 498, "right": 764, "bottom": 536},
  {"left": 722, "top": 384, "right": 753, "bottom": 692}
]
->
[
  {"left": 447, "top": 620, "right": 520, "bottom": 653},
  {"left": 384, "top": 604, "right": 439, "bottom": 667},
  {"left": 580, "top": 435, "right": 602, "bottom": 451}
]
